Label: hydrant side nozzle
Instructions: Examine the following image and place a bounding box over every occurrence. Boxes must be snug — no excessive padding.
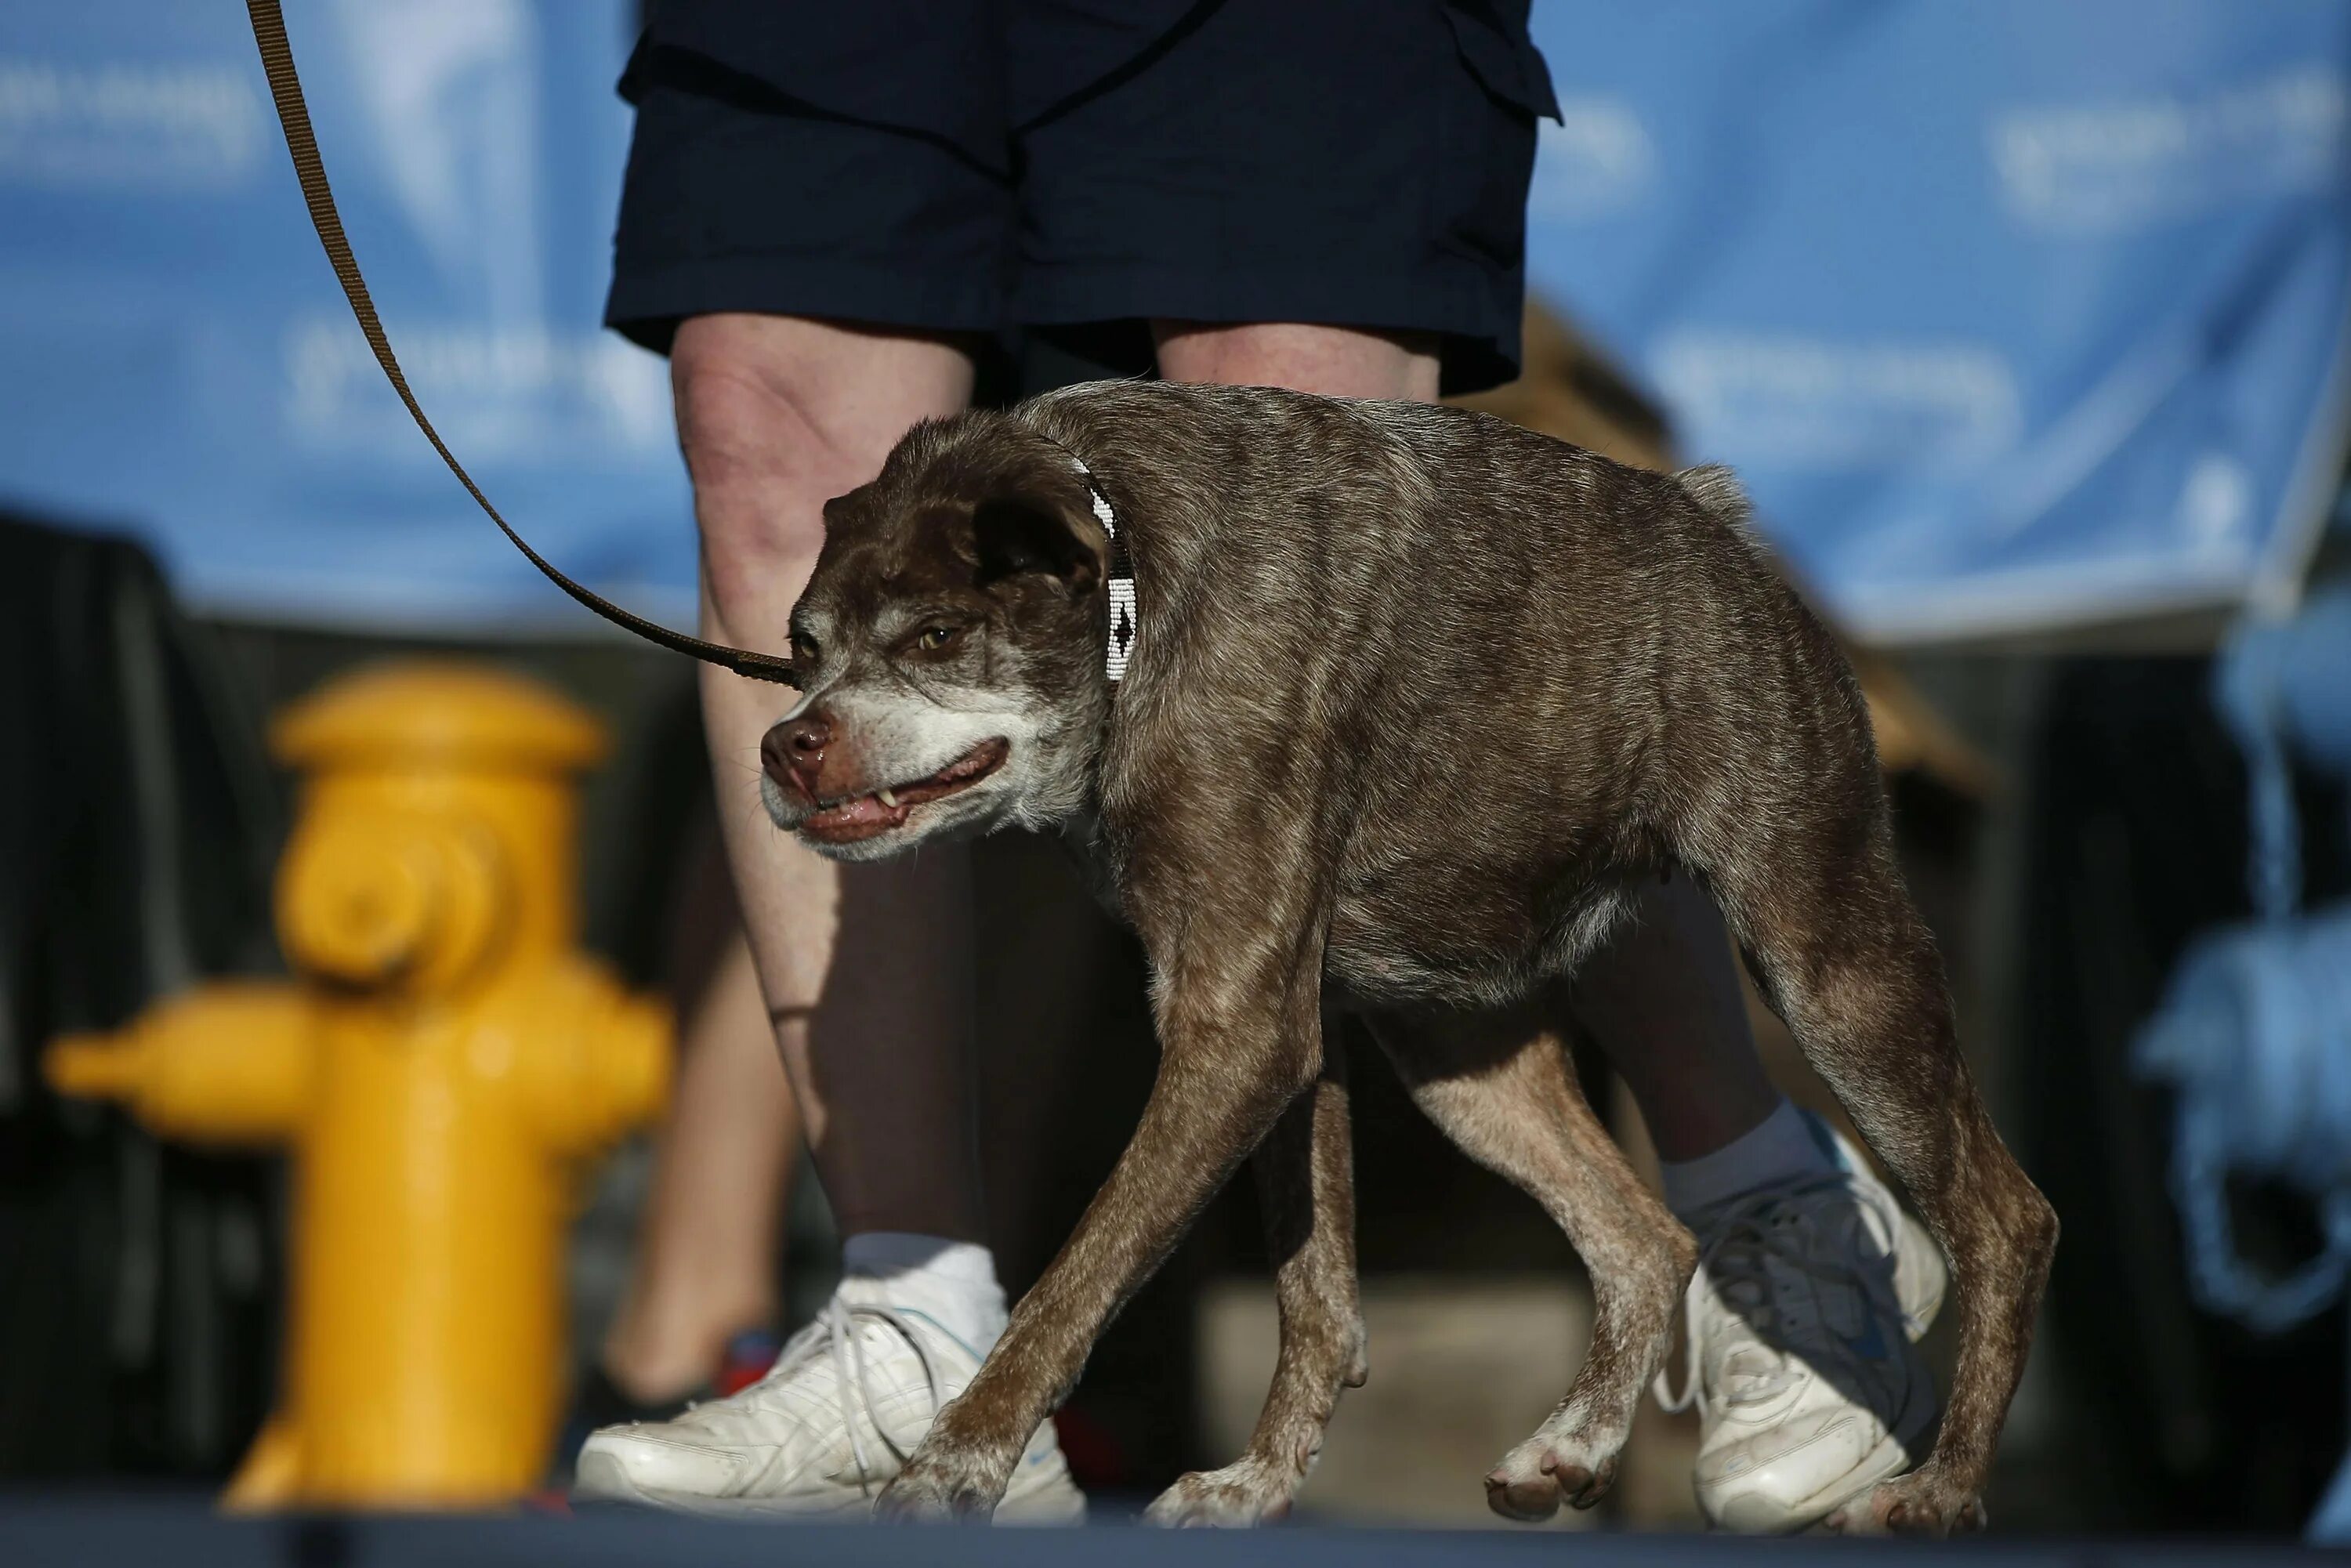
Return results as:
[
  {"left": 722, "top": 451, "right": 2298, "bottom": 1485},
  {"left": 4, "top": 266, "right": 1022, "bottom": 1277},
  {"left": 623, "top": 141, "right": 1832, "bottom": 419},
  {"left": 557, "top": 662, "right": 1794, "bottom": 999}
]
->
[
  {"left": 45, "top": 1030, "right": 146, "bottom": 1102},
  {"left": 600, "top": 991, "right": 674, "bottom": 1145},
  {"left": 520, "top": 969, "right": 672, "bottom": 1155},
  {"left": 45, "top": 985, "right": 315, "bottom": 1143}
]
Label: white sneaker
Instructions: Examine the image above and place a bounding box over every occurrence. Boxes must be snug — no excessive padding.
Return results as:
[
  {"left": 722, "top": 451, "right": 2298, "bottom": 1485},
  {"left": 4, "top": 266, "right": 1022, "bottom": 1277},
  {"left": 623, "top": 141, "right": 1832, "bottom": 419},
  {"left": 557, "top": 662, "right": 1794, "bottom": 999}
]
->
[
  {"left": 1659, "top": 1127, "right": 1948, "bottom": 1534},
  {"left": 573, "top": 1279, "right": 1087, "bottom": 1523}
]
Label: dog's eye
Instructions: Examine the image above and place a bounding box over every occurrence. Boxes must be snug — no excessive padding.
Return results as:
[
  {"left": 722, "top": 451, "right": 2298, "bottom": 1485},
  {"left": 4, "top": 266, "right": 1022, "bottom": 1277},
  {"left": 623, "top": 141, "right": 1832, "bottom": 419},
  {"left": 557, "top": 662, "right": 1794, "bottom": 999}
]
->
[
  {"left": 915, "top": 624, "right": 963, "bottom": 653},
  {"left": 790, "top": 630, "right": 820, "bottom": 666}
]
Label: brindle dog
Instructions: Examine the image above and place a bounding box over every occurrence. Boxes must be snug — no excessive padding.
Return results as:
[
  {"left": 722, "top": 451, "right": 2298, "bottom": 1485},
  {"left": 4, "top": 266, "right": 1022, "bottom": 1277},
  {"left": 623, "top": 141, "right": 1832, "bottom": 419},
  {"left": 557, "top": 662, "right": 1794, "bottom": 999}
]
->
[{"left": 756, "top": 379, "right": 2056, "bottom": 1534}]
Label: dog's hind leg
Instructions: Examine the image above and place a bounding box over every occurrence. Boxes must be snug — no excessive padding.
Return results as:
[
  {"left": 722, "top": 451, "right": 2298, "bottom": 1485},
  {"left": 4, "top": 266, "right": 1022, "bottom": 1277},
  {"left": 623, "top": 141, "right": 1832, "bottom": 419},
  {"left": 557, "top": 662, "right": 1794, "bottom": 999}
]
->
[
  {"left": 1697, "top": 784, "right": 2056, "bottom": 1536},
  {"left": 1145, "top": 1037, "right": 1365, "bottom": 1526},
  {"left": 1366, "top": 998, "right": 1696, "bottom": 1522}
]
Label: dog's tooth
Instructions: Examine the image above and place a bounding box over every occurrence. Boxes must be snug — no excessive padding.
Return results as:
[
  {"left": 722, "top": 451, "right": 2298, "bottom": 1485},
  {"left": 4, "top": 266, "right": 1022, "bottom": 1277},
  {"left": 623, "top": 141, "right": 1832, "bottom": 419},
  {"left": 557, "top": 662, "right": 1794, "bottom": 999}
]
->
[{"left": 878, "top": 787, "right": 900, "bottom": 808}]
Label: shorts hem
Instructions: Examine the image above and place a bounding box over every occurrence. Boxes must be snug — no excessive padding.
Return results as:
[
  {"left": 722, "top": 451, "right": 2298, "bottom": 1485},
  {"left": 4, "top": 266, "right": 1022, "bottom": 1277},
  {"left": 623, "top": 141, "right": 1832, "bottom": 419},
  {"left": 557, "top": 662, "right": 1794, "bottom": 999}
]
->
[
  {"left": 605, "top": 255, "right": 1005, "bottom": 353},
  {"left": 1016, "top": 261, "right": 1523, "bottom": 393}
]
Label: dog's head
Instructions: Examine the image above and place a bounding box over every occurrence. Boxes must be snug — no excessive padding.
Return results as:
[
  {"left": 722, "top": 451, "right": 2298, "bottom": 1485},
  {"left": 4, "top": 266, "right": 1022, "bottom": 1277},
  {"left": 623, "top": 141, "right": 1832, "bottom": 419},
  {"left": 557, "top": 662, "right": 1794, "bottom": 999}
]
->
[{"left": 759, "top": 415, "right": 1114, "bottom": 861}]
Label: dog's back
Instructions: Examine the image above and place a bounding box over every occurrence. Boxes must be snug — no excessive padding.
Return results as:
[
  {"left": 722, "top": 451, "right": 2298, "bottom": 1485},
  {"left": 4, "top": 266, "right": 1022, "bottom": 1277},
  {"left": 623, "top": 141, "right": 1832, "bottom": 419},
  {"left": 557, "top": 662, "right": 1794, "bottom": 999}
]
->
[{"left": 1023, "top": 380, "right": 1875, "bottom": 1008}]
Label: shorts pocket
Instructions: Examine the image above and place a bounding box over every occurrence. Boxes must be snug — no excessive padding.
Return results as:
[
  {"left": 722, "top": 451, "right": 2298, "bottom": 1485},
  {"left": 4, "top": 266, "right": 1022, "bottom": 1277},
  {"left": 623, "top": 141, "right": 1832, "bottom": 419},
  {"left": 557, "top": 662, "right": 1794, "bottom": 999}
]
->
[{"left": 1440, "top": 0, "right": 1560, "bottom": 121}]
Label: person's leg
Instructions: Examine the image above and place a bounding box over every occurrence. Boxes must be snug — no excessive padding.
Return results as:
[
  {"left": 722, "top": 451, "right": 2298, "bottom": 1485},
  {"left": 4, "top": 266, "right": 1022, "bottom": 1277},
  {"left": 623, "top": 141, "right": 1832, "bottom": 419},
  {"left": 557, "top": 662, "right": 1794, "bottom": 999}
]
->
[
  {"left": 1572, "top": 873, "right": 1780, "bottom": 1164},
  {"left": 600, "top": 854, "right": 800, "bottom": 1405},
  {"left": 603, "top": 942, "right": 790, "bottom": 1392},
  {"left": 590, "top": 309, "right": 1046, "bottom": 1418},
  {"left": 678, "top": 313, "right": 987, "bottom": 1246},
  {"left": 578, "top": 314, "right": 1089, "bottom": 1520},
  {"left": 1575, "top": 871, "right": 1950, "bottom": 1532}
]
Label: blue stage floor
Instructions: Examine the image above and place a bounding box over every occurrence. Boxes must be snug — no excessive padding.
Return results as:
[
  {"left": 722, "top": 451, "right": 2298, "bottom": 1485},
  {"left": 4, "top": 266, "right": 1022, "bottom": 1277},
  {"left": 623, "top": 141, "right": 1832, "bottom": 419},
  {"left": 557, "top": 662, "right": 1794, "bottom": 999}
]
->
[{"left": 0, "top": 1501, "right": 2337, "bottom": 1568}]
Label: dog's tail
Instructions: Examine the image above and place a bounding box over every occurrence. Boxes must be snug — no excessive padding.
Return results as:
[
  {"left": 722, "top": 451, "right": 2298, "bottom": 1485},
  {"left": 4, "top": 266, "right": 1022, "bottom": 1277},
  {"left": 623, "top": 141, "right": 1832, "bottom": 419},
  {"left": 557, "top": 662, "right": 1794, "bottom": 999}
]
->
[
  {"left": 1676, "top": 464, "right": 1779, "bottom": 567},
  {"left": 1674, "top": 464, "right": 1755, "bottom": 532}
]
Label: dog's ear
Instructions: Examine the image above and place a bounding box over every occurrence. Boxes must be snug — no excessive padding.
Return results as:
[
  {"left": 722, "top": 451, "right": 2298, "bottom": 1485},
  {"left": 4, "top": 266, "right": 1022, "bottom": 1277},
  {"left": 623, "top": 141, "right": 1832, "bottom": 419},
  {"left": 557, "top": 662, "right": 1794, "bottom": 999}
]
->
[{"left": 970, "top": 487, "right": 1103, "bottom": 597}]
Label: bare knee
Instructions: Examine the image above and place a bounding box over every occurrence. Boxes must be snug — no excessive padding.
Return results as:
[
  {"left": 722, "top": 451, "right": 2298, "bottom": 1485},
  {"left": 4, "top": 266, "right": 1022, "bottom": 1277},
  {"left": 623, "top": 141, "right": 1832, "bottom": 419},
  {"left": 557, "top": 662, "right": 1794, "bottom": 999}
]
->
[
  {"left": 1153, "top": 320, "right": 1440, "bottom": 401},
  {"left": 671, "top": 344, "right": 837, "bottom": 639},
  {"left": 670, "top": 315, "right": 972, "bottom": 636}
]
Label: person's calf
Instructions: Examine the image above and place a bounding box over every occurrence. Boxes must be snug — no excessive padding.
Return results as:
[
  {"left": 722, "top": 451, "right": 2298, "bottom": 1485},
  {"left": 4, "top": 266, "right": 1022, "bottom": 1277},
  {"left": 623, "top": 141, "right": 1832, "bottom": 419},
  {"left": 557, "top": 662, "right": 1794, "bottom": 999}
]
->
[
  {"left": 601, "top": 900, "right": 797, "bottom": 1403},
  {"left": 1574, "top": 873, "right": 1781, "bottom": 1164},
  {"left": 674, "top": 310, "right": 993, "bottom": 1255}
]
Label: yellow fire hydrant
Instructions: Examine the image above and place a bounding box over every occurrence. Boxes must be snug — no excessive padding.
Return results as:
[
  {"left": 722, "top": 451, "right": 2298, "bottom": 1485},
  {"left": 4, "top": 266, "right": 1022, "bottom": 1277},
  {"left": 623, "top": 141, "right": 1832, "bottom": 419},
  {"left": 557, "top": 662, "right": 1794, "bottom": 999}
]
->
[{"left": 45, "top": 662, "right": 670, "bottom": 1510}]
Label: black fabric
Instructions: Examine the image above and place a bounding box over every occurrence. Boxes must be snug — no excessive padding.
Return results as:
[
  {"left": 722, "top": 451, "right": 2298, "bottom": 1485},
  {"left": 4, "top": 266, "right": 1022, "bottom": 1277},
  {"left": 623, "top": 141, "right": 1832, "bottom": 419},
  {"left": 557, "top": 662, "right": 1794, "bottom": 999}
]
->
[
  {"left": 608, "top": 1, "right": 1555, "bottom": 395},
  {"left": 0, "top": 513, "right": 281, "bottom": 1482}
]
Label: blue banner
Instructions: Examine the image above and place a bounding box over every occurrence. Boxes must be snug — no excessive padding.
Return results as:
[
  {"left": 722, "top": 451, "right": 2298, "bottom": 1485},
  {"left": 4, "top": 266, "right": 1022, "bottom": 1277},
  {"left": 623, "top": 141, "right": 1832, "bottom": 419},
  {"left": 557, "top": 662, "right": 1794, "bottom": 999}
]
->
[
  {"left": 2, "top": 2, "right": 2346, "bottom": 643},
  {"left": 0, "top": 0, "right": 694, "bottom": 632},
  {"left": 1525, "top": 0, "right": 2351, "bottom": 642}
]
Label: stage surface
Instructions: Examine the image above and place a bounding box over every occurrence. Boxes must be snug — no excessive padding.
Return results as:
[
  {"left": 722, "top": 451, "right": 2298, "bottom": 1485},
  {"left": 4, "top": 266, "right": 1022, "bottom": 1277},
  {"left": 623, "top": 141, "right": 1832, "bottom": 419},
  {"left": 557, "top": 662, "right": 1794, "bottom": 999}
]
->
[{"left": 0, "top": 1501, "right": 2337, "bottom": 1567}]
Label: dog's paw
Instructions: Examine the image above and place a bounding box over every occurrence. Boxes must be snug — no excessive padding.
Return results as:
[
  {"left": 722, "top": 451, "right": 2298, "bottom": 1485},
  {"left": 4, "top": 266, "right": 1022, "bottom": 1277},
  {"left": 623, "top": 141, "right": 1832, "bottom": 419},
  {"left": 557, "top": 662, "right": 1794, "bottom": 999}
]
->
[
  {"left": 1143, "top": 1458, "right": 1297, "bottom": 1528},
  {"left": 1483, "top": 1432, "right": 1622, "bottom": 1523},
  {"left": 1822, "top": 1468, "right": 1987, "bottom": 1538},
  {"left": 871, "top": 1451, "right": 1005, "bottom": 1525}
]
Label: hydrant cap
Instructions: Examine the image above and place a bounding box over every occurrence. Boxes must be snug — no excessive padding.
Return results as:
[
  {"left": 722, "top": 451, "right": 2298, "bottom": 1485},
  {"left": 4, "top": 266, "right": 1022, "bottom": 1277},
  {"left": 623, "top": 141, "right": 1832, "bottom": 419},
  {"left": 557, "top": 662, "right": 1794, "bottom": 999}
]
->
[{"left": 270, "top": 662, "right": 607, "bottom": 773}]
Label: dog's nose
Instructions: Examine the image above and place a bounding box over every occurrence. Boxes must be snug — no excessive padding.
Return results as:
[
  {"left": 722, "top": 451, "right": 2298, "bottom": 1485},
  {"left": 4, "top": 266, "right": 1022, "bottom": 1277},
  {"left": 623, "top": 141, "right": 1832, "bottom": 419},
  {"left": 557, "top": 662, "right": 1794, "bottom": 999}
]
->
[{"left": 763, "top": 712, "right": 831, "bottom": 797}]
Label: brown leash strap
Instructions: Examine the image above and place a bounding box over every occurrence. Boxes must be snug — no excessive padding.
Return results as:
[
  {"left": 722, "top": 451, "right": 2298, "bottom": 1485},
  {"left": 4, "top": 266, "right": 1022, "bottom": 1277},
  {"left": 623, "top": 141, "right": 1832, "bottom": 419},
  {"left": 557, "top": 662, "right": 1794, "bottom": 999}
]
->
[{"left": 243, "top": 0, "right": 799, "bottom": 687}]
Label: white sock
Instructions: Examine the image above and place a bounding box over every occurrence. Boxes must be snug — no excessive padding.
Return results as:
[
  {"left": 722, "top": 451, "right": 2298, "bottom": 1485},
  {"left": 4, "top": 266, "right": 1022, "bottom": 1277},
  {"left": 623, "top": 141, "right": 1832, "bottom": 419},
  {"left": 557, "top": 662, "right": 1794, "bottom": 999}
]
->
[
  {"left": 1658, "top": 1098, "right": 1840, "bottom": 1222},
  {"left": 839, "top": 1232, "right": 1009, "bottom": 1352}
]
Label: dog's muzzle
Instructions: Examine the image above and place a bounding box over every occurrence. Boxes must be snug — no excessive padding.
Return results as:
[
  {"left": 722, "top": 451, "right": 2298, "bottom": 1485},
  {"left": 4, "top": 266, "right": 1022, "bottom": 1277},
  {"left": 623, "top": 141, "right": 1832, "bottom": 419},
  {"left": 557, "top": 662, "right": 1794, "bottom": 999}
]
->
[{"left": 762, "top": 716, "right": 1010, "bottom": 845}]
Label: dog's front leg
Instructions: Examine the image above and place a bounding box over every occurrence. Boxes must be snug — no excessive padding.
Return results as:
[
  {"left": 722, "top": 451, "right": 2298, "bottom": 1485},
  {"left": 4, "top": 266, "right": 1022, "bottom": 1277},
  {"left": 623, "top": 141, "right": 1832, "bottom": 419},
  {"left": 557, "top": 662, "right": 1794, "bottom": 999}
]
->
[
  {"left": 875, "top": 922, "right": 1328, "bottom": 1523},
  {"left": 1143, "top": 1038, "right": 1364, "bottom": 1526}
]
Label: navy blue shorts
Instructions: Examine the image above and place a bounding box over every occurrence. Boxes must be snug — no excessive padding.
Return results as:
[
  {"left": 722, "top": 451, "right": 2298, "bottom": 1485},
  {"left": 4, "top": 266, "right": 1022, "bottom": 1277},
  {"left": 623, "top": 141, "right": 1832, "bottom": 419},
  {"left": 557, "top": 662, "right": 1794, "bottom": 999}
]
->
[{"left": 606, "top": 2, "right": 1558, "bottom": 396}]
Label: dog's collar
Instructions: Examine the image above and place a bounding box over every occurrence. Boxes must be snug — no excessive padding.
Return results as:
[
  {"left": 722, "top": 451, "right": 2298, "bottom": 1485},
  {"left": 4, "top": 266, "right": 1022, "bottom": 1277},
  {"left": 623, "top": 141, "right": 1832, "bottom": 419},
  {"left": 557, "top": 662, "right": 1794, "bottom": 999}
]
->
[{"left": 1066, "top": 452, "right": 1136, "bottom": 683}]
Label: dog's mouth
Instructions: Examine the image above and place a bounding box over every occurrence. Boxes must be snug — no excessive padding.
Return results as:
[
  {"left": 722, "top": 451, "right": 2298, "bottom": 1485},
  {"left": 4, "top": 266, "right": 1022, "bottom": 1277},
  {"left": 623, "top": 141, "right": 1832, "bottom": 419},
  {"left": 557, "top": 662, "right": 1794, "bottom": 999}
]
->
[{"left": 797, "top": 737, "right": 1011, "bottom": 844}]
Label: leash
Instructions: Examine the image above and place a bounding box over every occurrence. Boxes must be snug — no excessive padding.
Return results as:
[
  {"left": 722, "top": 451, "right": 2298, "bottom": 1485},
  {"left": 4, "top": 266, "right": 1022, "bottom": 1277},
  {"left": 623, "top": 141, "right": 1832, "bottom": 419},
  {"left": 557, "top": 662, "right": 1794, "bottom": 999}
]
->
[{"left": 242, "top": 0, "right": 800, "bottom": 688}]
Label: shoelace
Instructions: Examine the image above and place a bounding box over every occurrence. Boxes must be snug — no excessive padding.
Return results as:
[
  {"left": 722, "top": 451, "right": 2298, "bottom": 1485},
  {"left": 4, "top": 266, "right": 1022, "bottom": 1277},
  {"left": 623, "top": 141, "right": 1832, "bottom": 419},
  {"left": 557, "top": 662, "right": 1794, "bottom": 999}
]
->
[
  {"left": 716, "top": 1298, "right": 951, "bottom": 1498},
  {"left": 1654, "top": 1171, "right": 1902, "bottom": 1420}
]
